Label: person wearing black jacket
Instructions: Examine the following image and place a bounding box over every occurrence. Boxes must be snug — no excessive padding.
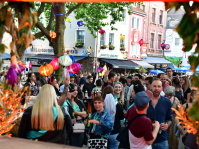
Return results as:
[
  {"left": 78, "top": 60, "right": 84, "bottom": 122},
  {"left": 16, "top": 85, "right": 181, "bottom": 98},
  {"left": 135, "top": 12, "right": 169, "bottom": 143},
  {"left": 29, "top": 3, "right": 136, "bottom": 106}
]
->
[
  {"left": 82, "top": 76, "right": 95, "bottom": 98},
  {"left": 66, "top": 83, "right": 88, "bottom": 147},
  {"left": 18, "top": 84, "right": 73, "bottom": 144}
]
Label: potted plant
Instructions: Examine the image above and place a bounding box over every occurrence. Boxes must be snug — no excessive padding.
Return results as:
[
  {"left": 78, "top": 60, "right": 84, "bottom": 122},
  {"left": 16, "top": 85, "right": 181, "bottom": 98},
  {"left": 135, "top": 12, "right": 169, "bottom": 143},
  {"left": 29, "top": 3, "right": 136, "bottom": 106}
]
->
[
  {"left": 120, "top": 44, "right": 125, "bottom": 51},
  {"left": 75, "top": 41, "right": 84, "bottom": 47},
  {"left": 100, "top": 44, "right": 107, "bottom": 49},
  {"left": 109, "top": 43, "right": 115, "bottom": 50}
]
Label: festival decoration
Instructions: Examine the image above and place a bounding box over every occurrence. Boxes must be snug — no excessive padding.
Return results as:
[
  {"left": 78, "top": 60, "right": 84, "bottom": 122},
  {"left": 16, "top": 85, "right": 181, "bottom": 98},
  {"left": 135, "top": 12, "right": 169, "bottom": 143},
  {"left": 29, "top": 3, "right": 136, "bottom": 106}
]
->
[
  {"left": 38, "top": 63, "right": 53, "bottom": 76},
  {"left": 172, "top": 105, "right": 198, "bottom": 134},
  {"left": 6, "top": 68, "right": 18, "bottom": 85},
  {"left": 69, "top": 55, "right": 76, "bottom": 63},
  {"left": 98, "top": 29, "right": 105, "bottom": 34},
  {"left": 58, "top": 54, "right": 72, "bottom": 66},
  {"left": 67, "top": 62, "right": 81, "bottom": 73},
  {"left": 160, "top": 43, "right": 166, "bottom": 50},
  {"left": 65, "top": 17, "right": 71, "bottom": 23},
  {"left": 29, "top": 63, "right": 32, "bottom": 69},
  {"left": 49, "top": 32, "right": 56, "bottom": 38},
  {"left": 77, "top": 21, "right": 84, "bottom": 27},
  {"left": 139, "top": 39, "right": 144, "bottom": 46},
  {"left": 120, "top": 34, "right": 125, "bottom": 41},
  {"left": 97, "top": 67, "right": 104, "bottom": 73},
  {"left": 13, "top": 65, "right": 25, "bottom": 74},
  {"left": 0, "top": 84, "right": 28, "bottom": 135},
  {"left": 49, "top": 57, "right": 59, "bottom": 70}
]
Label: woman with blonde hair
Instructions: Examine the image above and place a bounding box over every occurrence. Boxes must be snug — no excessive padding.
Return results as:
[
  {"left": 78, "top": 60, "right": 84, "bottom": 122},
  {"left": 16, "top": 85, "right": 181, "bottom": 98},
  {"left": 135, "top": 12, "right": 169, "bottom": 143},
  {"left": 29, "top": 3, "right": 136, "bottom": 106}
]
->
[
  {"left": 18, "top": 84, "right": 73, "bottom": 144},
  {"left": 180, "top": 76, "right": 191, "bottom": 103}
]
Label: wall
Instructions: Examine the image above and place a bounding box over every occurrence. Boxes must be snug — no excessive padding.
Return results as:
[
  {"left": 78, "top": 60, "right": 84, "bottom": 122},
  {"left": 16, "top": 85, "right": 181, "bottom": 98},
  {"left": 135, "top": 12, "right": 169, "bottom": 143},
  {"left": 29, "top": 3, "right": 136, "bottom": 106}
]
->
[{"left": 143, "top": 2, "right": 167, "bottom": 57}]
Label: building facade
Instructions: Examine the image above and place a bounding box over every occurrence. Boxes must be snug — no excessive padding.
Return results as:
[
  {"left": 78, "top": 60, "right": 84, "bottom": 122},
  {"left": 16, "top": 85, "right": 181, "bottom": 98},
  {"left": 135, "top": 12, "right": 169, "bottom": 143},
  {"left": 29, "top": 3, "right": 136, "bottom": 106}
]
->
[{"left": 165, "top": 7, "right": 195, "bottom": 67}]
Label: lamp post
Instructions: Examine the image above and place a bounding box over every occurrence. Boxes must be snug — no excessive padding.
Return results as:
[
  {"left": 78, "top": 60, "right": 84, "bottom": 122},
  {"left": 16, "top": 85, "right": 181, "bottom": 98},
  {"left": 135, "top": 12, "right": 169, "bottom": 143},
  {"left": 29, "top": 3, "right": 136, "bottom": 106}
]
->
[{"left": 160, "top": 42, "right": 166, "bottom": 57}]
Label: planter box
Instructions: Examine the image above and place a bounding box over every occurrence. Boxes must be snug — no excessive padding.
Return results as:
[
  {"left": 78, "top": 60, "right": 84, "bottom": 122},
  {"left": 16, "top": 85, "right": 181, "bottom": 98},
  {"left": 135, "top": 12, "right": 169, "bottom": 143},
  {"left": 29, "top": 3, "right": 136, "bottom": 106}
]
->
[
  {"left": 120, "top": 48, "right": 125, "bottom": 51},
  {"left": 100, "top": 47, "right": 107, "bottom": 49},
  {"left": 75, "top": 45, "right": 84, "bottom": 48},
  {"left": 109, "top": 48, "right": 115, "bottom": 50}
]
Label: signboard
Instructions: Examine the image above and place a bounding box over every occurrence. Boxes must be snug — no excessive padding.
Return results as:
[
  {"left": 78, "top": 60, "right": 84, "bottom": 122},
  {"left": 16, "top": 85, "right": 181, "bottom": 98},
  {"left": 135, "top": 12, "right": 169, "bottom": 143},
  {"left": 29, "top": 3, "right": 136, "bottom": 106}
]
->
[
  {"left": 99, "top": 54, "right": 118, "bottom": 58},
  {"left": 132, "top": 29, "right": 140, "bottom": 44}
]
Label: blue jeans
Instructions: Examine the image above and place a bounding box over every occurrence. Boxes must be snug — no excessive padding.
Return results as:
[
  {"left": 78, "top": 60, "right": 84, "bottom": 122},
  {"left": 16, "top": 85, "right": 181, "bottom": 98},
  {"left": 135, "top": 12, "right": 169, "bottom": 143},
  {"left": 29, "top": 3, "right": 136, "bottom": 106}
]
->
[
  {"left": 152, "top": 140, "right": 168, "bottom": 149},
  {"left": 108, "top": 133, "right": 120, "bottom": 149}
]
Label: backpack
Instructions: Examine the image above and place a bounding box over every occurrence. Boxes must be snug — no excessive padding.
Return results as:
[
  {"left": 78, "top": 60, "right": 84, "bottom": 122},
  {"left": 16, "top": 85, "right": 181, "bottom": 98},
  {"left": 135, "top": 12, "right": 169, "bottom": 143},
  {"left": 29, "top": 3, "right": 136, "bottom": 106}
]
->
[{"left": 116, "top": 114, "right": 146, "bottom": 149}]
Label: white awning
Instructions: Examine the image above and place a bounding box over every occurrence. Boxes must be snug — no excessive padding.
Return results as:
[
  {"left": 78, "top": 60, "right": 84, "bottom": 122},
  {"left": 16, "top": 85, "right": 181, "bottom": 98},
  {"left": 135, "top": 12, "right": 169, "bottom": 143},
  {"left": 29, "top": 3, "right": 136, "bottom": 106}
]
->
[{"left": 131, "top": 60, "right": 154, "bottom": 68}]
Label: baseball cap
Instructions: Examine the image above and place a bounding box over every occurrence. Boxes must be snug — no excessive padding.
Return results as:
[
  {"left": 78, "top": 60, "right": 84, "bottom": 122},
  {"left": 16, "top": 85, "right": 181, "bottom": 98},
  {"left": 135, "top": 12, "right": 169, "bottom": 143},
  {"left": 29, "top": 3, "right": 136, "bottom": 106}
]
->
[
  {"left": 127, "top": 76, "right": 133, "bottom": 79},
  {"left": 134, "top": 91, "right": 150, "bottom": 108}
]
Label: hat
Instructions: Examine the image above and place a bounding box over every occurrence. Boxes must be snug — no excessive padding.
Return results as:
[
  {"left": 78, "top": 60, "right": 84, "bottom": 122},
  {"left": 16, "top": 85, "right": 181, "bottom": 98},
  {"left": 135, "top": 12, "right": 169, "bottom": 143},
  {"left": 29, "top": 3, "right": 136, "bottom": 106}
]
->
[
  {"left": 134, "top": 91, "right": 150, "bottom": 108},
  {"left": 127, "top": 76, "right": 133, "bottom": 79}
]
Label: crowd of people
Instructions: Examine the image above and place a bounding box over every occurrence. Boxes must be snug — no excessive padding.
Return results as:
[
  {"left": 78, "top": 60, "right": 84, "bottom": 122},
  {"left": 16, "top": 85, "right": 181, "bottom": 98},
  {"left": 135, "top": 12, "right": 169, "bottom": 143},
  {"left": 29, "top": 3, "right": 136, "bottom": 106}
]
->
[{"left": 3, "top": 66, "right": 198, "bottom": 149}]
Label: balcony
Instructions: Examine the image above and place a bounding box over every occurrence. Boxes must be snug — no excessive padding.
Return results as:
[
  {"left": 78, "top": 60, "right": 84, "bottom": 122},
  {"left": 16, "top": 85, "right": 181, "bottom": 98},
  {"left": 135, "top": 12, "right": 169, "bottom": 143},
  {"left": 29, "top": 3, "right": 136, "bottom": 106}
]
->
[{"left": 147, "top": 49, "right": 163, "bottom": 57}]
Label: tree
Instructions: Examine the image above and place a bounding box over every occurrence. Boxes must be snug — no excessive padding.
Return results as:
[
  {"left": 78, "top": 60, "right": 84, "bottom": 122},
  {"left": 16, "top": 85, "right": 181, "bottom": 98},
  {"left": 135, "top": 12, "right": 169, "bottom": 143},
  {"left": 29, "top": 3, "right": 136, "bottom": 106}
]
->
[{"left": 33, "top": 2, "right": 134, "bottom": 82}]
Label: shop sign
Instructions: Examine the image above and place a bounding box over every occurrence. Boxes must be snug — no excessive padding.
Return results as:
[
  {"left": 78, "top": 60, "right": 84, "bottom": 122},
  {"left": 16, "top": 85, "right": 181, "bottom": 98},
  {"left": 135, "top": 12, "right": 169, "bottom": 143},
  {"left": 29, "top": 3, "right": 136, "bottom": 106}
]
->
[{"left": 100, "top": 54, "right": 118, "bottom": 58}]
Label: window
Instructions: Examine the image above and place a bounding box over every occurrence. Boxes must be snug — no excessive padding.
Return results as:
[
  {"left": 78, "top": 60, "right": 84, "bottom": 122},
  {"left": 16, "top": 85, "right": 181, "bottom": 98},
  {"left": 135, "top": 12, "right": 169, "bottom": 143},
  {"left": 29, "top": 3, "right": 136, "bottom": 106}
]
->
[
  {"left": 132, "top": 17, "right": 141, "bottom": 29},
  {"left": 159, "top": 10, "right": 163, "bottom": 24},
  {"left": 142, "top": 5, "right": 145, "bottom": 12},
  {"left": 137, "top": 18, "right": 141, "bottom": 29},
  {"left": 158, "top": 34, "right": 162, "bottom": 49},
  {"left": 109, "top": 33, "right": 114, "bottom": 45},
  {"left": 122, "top": 10, "right": 126, "bottom": 22},
  {"left": 76, "top": 30, "right": 85, "bottom": 42},
  {"left": 120, "top": 39, "right": 124, "bottom": 47},
  {"left": 150, "top": 33, "right": 155, "bottom": 48},
  {"left": 132, "top": 17, "right": 136, "bottom": 28},
  {"left": 100, "top": 33, "right": 105, "bottom": 45},
  {"left": 137, "top": 4, "right": 140, "bottom": 8},
  {"left": 152, "top": 8, "right": 156, "bottom": 23},
  {"left": 175, "top": 38, "right": 180, "bottom": 46}
]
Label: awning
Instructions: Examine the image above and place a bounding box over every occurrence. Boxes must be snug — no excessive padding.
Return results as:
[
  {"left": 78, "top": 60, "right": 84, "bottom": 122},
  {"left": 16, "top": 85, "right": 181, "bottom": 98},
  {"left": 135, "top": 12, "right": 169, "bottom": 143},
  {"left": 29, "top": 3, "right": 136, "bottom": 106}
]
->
[
  {"left": 143, "top": 57, "right": 171, "bottom": 64},
  {"left": 74, "top": 56, "right": 87, "bottom": 61},
  {"left": 131, "top": 60, "right": 154, "bottom": 68},
  {"left": 26, "top": 54, "right": 55, "bottom": 59},
  {"left": 2, "top": 53, "right": 11, "bottom": 60},
  {"left": 101, "top": 59, "right": 139, "bottom": 69}
]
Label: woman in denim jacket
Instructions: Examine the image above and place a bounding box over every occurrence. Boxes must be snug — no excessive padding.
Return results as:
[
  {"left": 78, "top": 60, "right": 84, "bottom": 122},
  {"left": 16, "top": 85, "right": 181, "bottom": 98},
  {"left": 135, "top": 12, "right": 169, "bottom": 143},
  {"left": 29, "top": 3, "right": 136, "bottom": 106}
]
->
[{"left": 88, "top": 96, "right": 113, "bottom": 139}]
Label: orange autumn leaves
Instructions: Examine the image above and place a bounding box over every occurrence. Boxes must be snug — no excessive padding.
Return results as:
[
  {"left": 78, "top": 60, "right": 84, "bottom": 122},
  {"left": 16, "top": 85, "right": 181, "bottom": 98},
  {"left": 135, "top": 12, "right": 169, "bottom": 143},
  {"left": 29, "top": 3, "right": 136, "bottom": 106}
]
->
[
  {"left": 0, "top": 2, "right": 37, "bottom": 63},
  {"left": 172, "top": 105, "right": 198, "bottom": 134},
  {"left": 0, "top": 85, "right": 28, "bottom": 135}
]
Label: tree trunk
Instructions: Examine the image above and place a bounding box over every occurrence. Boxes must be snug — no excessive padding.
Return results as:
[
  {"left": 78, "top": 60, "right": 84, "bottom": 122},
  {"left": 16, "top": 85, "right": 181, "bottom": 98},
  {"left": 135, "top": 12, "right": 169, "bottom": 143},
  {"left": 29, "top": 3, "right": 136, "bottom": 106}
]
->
[{"left": 52, "top": 3, "right": 66, "bottom": 83}]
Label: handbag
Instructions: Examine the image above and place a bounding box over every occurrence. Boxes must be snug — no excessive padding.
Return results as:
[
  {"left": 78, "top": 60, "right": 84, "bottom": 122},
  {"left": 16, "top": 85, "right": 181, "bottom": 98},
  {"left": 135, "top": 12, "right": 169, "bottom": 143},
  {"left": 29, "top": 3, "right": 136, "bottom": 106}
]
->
[
  {"left": 73, "top": 123, "right": 85, "bottom": 133},
  {"left": 117, "top": 114, "right": 146, "bottom": 149},
  {"left": 88, "top": 139, "right": 108, "bottom": 149}
]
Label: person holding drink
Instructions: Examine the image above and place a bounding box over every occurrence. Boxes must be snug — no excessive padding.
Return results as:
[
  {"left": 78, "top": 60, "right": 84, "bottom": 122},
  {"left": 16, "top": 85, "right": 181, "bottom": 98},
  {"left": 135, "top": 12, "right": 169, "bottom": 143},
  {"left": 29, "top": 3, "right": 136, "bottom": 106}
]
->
[{"left": 87, "top": 96, "right": 113, "bottom": 140}]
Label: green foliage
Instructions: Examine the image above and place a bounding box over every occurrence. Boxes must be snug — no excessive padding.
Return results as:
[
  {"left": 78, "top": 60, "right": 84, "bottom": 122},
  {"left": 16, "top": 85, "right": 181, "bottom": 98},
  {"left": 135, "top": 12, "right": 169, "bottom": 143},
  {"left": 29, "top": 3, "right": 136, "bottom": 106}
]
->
[
  {"left": 75, "top": 41, "right": 84, "bottom": 46},
  {"left": 0, "top": 44, "right": 7, "bottom": 53},
  {"left": 73, "top": 3, "right": 133, "bottom": 37},
  {"left": 164, "top": 56, "right": 182, "bottom": 66},
  {"left": 137, "top": 66, "right": 147, "bottom": 73}
]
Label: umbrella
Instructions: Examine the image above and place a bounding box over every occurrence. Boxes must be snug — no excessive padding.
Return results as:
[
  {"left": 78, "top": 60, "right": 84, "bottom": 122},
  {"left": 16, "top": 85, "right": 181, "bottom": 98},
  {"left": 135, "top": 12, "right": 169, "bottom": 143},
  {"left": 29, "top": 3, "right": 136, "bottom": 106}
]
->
[
  {"left": 161, "top": 63, "right": 178, "bottom": 70},
  {"left": 149, "top": 69, "right": 164, "bottom": 74},
  {"left": 175, "top": 65, "right": 199, "bottom": 72}
]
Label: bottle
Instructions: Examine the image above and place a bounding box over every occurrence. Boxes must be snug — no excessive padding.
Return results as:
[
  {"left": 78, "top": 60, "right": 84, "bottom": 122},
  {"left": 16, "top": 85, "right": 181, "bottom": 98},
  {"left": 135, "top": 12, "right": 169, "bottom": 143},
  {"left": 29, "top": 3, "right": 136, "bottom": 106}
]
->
[
  {"left": 87, "top": 113, "right": 91, "bottom": 127},
  {"left": 85, "top": 90, "right": 88, "bottom": 98}
]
